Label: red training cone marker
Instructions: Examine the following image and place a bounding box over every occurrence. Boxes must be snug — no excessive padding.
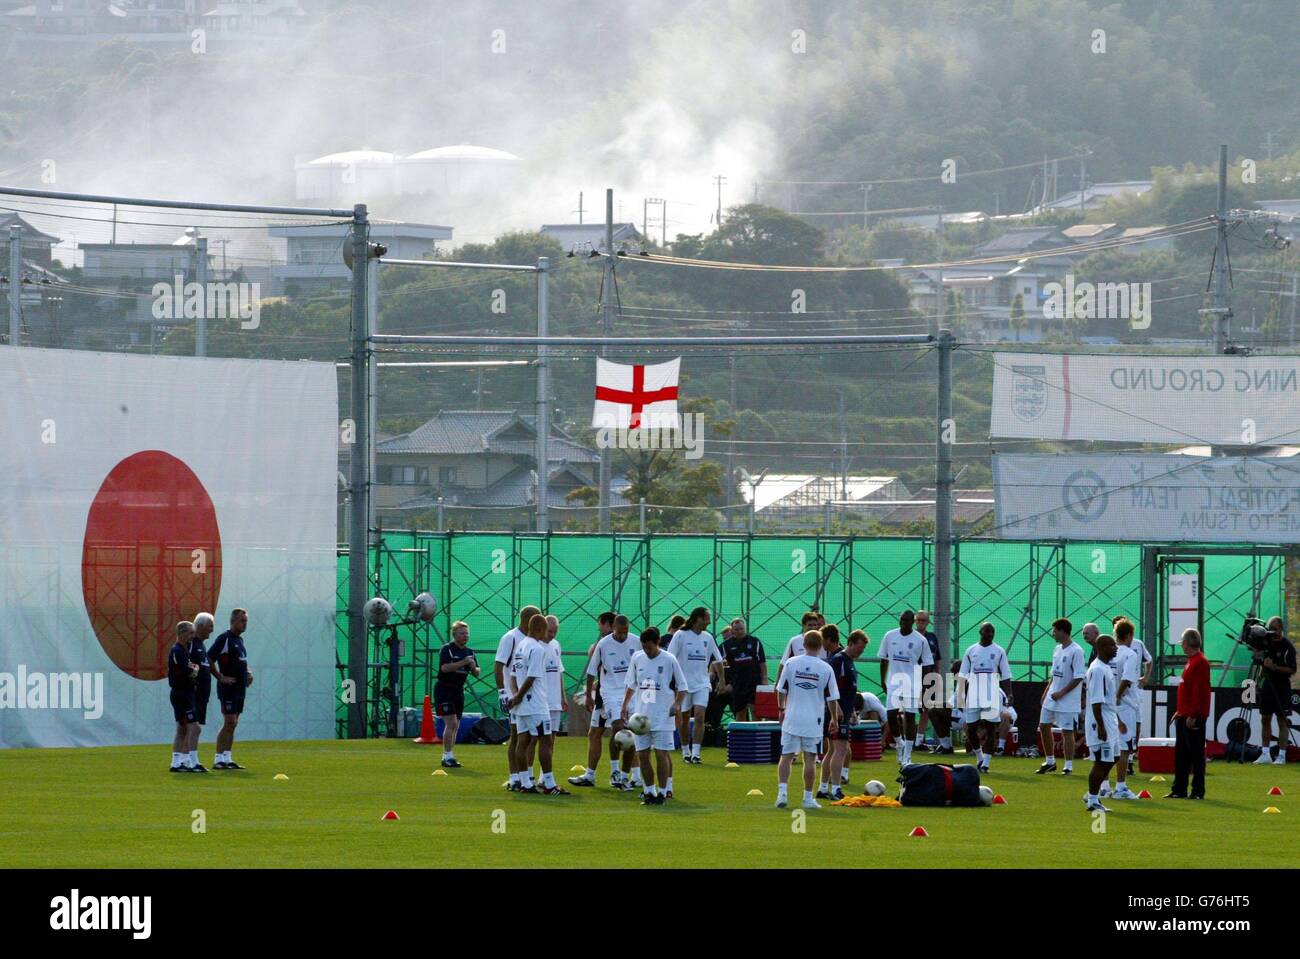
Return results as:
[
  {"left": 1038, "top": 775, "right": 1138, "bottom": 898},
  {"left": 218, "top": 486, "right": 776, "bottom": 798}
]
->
[
  {"left": 909, "top": 826, "right": 928, "bottom": 838},
  {"left": 412, "top": 694, "right": 440, "bottom": 745},
  {"left": 992, "top": 794, "right": 1007, "bottom": 805},
  {"left": 382, "top": 810, "right": 400, "bottom": 821},
  {"left": 1269, "top": 786, "right": 1283, "bottom": 796},
  {"left": 1137, "top": 789, "right": 1152, "bottom": 799}
]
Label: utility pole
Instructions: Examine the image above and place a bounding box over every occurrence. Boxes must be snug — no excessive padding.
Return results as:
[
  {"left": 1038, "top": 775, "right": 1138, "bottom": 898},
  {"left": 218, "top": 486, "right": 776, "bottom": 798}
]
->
[
  {"left": 598, "top": 189, "right": 614, "bottom": 532},
  {"left": 536, "top": 256, "right": 550, "bottom": 533},
  {"left": 642, "top": 197, "right": 648, "bottom": 240},
  {"left": 934, "top": 328, "right": 955, "bottom": 668},
  {"left": 932, "top": 211, "right": 945, "bottom": 338},
  {"left": 1211, "top": 144, "right": 1233, "bottom": 354},
  {"left": 839, "top": 392, "right": 848, "bottom": 499},
  {"left": 714, "top": 174, "right": 726, "bottom": 229},
  {"left": 727, "top": 328, "right": 737, "bottom": 526},
  {"left": 662, "top": 200, "right": 667, "bottom": 247},
  {"left": 194, "top": 235, "right": 208, "bottom": 357},
  {"left": 346, "top": 203, "right": 371, "bottom": 740},
  {"left": 1078, "top": 152, "right": 1088, "bottom": 211},
  {"left": 862, "top": 183, "right": 872, "bottom": 230},
  {"left": 574, "top": 191, "right": 584, "bottom": 225},
  {"left": 7, "top": 224, "right": 21, "bottom": 346}
]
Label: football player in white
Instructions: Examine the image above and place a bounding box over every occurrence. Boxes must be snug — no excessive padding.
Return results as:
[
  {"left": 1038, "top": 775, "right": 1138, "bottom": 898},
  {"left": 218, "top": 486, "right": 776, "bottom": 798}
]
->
[
  {"left": 1036, "top": 618, "right": 1086, "bottom": 775},
  {"left": 879, "top": 610, "right": 934, "bottom": 765},
  {"left": 668, "top": 607, "right": 724, "bottom": 764},
  {"left": 775, "top": 629, "right": 841, "bottom": 810},
  {"left": 622, "top": 628, "right": 687, "bottom": 805},
  {"left": 1083, "top": 634, "right": 1121, "bottom": 812},
  {"left": 495, "top": 605, "right": 540, "bottom": 791},
  {"left": 570, "top": 614, "right": 638, "bottom": 789}
]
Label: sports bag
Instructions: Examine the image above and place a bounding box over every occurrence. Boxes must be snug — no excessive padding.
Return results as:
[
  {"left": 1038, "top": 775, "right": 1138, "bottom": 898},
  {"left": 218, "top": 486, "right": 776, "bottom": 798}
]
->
[{"left": 898, "top": 762, "right": 984, "bottom": 806}]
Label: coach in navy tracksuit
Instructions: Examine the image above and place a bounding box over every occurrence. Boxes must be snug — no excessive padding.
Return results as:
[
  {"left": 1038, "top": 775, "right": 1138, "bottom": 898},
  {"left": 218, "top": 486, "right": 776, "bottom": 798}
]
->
[
  {"left": 210, "top": 608, "right": 253, "bottom": 770},
  {"left": 168, "top": 621, "right": 199, "bottom": 772}
]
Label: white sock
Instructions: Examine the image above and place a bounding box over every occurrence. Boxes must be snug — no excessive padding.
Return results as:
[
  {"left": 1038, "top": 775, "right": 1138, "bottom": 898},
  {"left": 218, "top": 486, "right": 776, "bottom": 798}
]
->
[
  {"left": 665, "top": 777, "right": 673, "bottom": 792},
  {"left": 443, "top": 749, "right": 453, "bottom": 760},
  {"left": 803, "top": 789, "right": 815, "bottom": 802},
  {"left": 914, "top": 733, "right": 924, "bottom": 746},
  {"left": 1064, "top": 760, "right": 1073, "bottom": 771},
  {"left": 1086, "top": 792, "right": 1096, "bottom": 803},
  {"left": 629, "top": 769, "right": 642, "bottom": 784},
  {"left": 902, "top": 742, "right": 913, "bottom": 763},
  {"left": 171, "top": 752, "right": 181, "bottom": 766},
  {"left": 582, "top": 768, "right": 595, "bottom": 782},
  {"left": 941, "top": 737, "right": 952, "bottom": 748},
  {"left": 693, "top": 743, "right": 702, "bottom": 759},
  {"left": 542, "top": 772, "right": 555, "bottom": 788},
  {"left": 520, "top": 770, "right": 534, "bottom": 788},
  {"left": 777, "top": 782, "right": 788, "bottom": 797},
  {"left": 1044, "top": 756, "right": 1056, "bottom": 765},
  {"left": 510, "top": 772, "right": 520, "bottom": 785},
  {"left": 648, "top": 784, "right": 658, "bottom": 796},
  {"left": 188, "top": 750, "right": 198, "bottom": 766},
  {"left": 997, "top": 739, "right": 1006, "bottom": 751},
  {"left": 974, "top": 747, "right": 984, "bottom": 763}
]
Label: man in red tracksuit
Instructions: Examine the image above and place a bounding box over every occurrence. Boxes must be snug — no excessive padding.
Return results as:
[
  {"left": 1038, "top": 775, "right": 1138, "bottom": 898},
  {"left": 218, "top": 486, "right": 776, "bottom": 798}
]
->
[{"left": 1167, "top": 628, "right": 1211, "bottom": 800}]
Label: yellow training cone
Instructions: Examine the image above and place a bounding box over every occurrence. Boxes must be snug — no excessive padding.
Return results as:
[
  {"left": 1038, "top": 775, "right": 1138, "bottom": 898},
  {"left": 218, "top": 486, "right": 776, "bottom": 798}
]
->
[
  {"left": 1264, "top": 806, "right": 1281, "bottom": 814},
  {"left": 725, "top": 762, "right": 740, "bottom": 768},
  {"left": 273, "top": 773, "right": 289, "bottom": 781},
  {"left": 1149, "top": 775, "right": 1166, "bottom": 782},
  {"left": 747, "top": 788, "right": 764, "bottom": 796},
  {"left": 570, "top": 765, "right": 586, "bottom": 773},
  {"left": 432, "top": 769, "right": 448, "bottom": 776}
]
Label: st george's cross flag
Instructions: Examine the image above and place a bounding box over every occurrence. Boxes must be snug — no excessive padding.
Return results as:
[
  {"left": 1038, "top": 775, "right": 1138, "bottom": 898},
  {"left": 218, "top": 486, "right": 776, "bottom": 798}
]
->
[
  {"left": 0, "top": 346, "right": 338, "bottom": 748},
  {"left": 592, "top": 357, "right": 681, "bottom": 429}
]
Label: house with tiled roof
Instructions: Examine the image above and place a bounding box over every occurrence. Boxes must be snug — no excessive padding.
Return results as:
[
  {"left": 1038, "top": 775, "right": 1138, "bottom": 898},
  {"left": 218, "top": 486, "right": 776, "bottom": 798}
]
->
[{"left": 372, "top": 410, "right": 614, "bottom": 514}]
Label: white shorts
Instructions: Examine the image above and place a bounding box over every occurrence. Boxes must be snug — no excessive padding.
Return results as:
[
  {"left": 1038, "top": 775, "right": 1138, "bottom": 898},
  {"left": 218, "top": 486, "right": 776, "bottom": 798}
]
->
[
  {"left": 1116, "top": 706, "right": 1138, "bottom": 748},
  {"left": 961, "top": 705, "right": 1001, "bottom": 725},
  {"left": 634, "top": 728, "right": 675, "bottom": 752},
  {"left": 1040, "top": 705, "right": 1079, "bottom": 729},
  {"left": 516, "top": 714, "right": 552, "bottom": 738},
  {"left": 781, "top": 732, "right": 822, "bottom": 755},
  {"left": 1002, "top": 706, "right": 1018, "bottom": 725},
  {"left": 589, "top": 702, "right": 625, "bottom": 729},
  {"left": 682, "top": 687, "right": 710, "bottom": 711},
  {"left": 550, "top": 710, "right": 562, "bottom": 732},
  {"left": 1087, "top": 737, "right": 1119, "bottom": 763}
]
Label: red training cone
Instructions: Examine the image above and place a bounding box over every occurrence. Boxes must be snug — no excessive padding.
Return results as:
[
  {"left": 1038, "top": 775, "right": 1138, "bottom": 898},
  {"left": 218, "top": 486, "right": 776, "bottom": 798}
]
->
[
  {"left": 1137, "top": 789, "right": 1152, "bottom": 799},
  {"left": 382, "top": 810, "right": 400, "bottom": 821},
  {"left": 909, "top": 826, "right": 928, "bottom": 838},
  {"left": 1269, "top": 786, "right": 1283, "bottom": 796},
  {"left": 992, "top": 794, "right": 1007, "bottom": 805},
  {"left": 412, "top": 694, "right": 440, "bottom": 744}
]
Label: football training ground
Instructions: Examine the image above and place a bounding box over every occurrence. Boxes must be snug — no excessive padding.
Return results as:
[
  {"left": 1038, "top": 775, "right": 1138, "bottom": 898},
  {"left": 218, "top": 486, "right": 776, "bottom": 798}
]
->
[{"left": 2, "top": 739, "right": 1293, "bottom": 868}]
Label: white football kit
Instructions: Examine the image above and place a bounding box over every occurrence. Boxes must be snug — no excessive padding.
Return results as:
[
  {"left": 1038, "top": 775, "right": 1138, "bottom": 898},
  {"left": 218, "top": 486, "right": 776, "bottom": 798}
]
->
[
  {"left": 1084, "top": 657, "right": 1120, "bottom": 761},
  {"left": 1111, "top": 643, "right": 1141, "bottom": 748},
  {"left": 495, "top": 626, "right": 527, "bottom": 721},
  {"left": 880, "top": 628, "right": 934, "bottom": 712},
  {"left": 780, "top": 633, "right": 829, "bottom": 667},
  {"left": 776, "top": 654, "right": 838, "bottom": 754},
  {"left": 1041, "top": 641, "right": 1086, "bottom": 728},
  {"left": 625, "top": 649, "right": 688, "bottom": 751},
  {"left": 509, "top": 637, "right": 551, "bottom": 736},
  {"left": 667, "top": 629, "right": 721, "bottom": 709},
  {"left": 586, "top": 633, "right": 637, "bottom": 727},
  {"left": 958, "top": 641, "right": 1011, "bottom": 723},
  {"left": 542, "top": 639, "right": 564, "bottom": 729}
]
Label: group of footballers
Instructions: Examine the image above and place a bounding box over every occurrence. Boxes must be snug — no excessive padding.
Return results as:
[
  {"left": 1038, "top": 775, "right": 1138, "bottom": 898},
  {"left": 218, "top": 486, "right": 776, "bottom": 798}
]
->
[
  {"left": 165, "top": 609, "right": 253, "bottom": 772},
  {"left": 429, "top": 600, "right": 1252, "bottom": 814}
]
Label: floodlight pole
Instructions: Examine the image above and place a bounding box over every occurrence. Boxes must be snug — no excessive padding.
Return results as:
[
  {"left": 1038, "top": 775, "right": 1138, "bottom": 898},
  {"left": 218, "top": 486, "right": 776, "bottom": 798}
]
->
[
  {"left": 346, "top": 203, "right": 370, "bottom": 739},
  {"left": 536, "top": 256, "right": 550, "bottom": 532},
  {"left": 934, "top": 329, "right": 955, "bottom": 668},
  {"left": 599, "top": 189, "right": 615, "bottom": 532},
  {"left": 194, "top": 236, "right": 208, "bottom": 357},
  {"left": 1211, "top": 144, "right": 1232, "bottom": 354},
  {"left": 7, "top": 224, "right": 20, "bottom": 345}
]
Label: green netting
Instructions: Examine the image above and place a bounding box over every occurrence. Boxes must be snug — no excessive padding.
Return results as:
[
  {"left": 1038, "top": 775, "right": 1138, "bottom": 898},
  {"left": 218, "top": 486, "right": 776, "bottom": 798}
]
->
[{"left": 335, "top": 533, "right": 1285, "bottom": 736}]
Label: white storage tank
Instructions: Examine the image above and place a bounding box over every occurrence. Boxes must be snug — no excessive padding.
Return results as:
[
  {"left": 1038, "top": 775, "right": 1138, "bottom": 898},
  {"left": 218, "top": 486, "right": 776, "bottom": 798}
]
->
[
  {"left": 397, "top": 144, "right": 522, "bottom": 198},
  {"left": 295, "top": 149, "right": 398, "bottom": 202}
]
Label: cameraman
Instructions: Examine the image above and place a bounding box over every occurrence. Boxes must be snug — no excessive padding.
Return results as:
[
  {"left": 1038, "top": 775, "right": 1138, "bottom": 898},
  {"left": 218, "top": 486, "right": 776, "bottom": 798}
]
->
[{"left": 1255, "top": 616, "right": 1296, "bottom": 766}]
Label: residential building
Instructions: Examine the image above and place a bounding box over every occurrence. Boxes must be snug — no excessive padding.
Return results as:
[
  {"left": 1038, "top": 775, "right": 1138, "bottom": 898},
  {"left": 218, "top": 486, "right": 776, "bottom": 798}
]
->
[
  {"left": 540, "top": 222, "right": 641, "bottom": 254},
  {"left": 267, "top": 219, "right": 452, "bottom": 295}
]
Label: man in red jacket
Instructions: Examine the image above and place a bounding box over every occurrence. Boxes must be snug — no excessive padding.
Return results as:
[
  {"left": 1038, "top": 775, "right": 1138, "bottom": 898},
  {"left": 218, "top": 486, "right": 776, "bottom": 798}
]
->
[{"left": 1167, "top": 628, "right": 1211, "bottom": 800}]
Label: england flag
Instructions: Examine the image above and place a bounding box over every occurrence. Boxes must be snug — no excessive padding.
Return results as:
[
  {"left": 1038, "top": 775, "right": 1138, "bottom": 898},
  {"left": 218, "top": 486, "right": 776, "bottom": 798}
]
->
[{"left": 592, "top": 357, "right": 681, "bottom": 429}]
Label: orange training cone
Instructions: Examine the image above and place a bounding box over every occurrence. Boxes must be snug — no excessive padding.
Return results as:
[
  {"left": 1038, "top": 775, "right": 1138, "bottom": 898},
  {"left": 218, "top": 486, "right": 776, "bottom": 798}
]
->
[
  {"left": 1137, "top": 789, "right": 1152, "bottom": 799},
  {"left": 909, "top": 826, "right": 928, "bottom": 837},
  {"left": 412, "top": 694, "right": 440, "bottom": 744},
  {"left": 1269, "top": 786, "right": 1283, "bottom": 796},
  {"left": 992, "top": 794, "right": 1007, "bottom": 805},
  {"left": 382, "top": 810, "right": 400, "bottom": 821}
]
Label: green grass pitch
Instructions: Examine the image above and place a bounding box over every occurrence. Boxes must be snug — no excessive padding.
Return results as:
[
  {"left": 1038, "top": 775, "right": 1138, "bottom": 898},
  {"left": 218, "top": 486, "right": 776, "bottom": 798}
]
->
[{"left": 1, "top": 738, "right": 1293, "bottom": 868}]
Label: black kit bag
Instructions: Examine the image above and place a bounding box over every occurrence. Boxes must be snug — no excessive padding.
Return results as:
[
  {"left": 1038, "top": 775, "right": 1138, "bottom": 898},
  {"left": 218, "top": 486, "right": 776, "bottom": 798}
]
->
[
  {"left": 898, "top": 762, "right": 984, "bottom": 807},
  {"left": 469, "top": 717, "right": 511, "bottom": 745}
]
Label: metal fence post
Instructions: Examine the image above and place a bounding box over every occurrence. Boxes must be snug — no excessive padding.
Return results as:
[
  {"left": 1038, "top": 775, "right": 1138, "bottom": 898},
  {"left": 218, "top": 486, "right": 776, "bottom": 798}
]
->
[
  {"left": 346, "top": 203, "right": 370, "bottom": 739},
  {"left": 639, "top": 497, "right": 646, "bottom": 534}
]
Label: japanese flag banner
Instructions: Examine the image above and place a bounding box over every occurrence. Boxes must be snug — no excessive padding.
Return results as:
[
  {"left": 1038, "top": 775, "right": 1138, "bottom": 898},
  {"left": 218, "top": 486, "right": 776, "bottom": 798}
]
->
[
  {"left": 592, "top": 357, "right": 681, "bottom": 429},
  {"left": 0, "top": 346, "right": 338, "bottom": 748}
]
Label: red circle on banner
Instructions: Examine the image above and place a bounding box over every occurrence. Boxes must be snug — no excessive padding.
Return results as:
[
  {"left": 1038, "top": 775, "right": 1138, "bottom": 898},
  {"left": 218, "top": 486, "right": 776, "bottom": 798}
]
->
[{"left": 81, "top": 450, "right": 222, "bottom": 680}]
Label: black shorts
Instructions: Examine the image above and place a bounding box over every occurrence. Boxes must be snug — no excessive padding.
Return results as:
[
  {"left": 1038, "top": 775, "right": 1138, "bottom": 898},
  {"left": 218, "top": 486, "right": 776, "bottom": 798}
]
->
[
  {"left": 170, "top": 689, "right": 196, "bottom": 724},
  {"left": 218, "top": 691, "right": 245, "bottom": 716},
  {"left": 730, "top": 682, "right": 757, "bottom": 711},
  {"left": 193, "top": 691, "right": 211, "bottom": 725},
  {"left": 832, "top": 720, "right": 852, "bottom": 742},
  {"left": 1259, "top": 683, "right": 1291, "bottom": 718},
  {"left": 434, "top": 684, "right": 464, "bottom": 717}
]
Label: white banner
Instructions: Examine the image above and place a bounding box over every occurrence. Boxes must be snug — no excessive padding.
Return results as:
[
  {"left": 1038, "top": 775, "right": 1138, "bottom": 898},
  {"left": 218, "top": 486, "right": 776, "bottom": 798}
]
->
[
  {"left": 990, "top": 352, "right": 1300, "bottom": 445},
  {"left": 992, "top": 453, "right": 1300, "bottom": 542},
  {"left": 0, "top": 346, "right": 338, "bottom": 747}
]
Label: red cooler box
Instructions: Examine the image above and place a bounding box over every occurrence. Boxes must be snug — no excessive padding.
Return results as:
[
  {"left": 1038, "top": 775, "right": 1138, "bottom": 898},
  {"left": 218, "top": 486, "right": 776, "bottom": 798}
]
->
[
  {"left": 753, "top": 686, "right": 778, "bottom": 720},
  {"left": 1138, "top": 737, "right": 1176, "bottom": 773}
]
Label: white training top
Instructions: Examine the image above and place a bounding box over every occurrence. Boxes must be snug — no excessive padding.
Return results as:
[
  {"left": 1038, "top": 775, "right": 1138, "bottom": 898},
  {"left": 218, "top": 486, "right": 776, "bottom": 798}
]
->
[
  {"left": 880, "top": 628, "right": 934, "bottom": 681},
  {"left": 958, "top": 641, "right": 1011, "bottom": 708},
  {"left": 1085, "top": 656, "right": 1119, "bottom": 741},
  {"left": 776, "top": 653, "right": 838, "bottom": 738},
  {"left": 1131, "top": 637, "right": 1152, "bottom": 670},
  {"left": 1110, "top": 643, "right": 1141, "bottom": 711},
  {"left": 542, "top": 639, "right": 564, "bottom": 708},
  {"left": 495, "top": 626, "right": 526, "bottom": 666},
  {"left": 1047, "top": 641, "right": 1087, "bottom": 711},
  {"left": 780, "top": 632, "right": 828, "bottom": 666},
  {"left": 586, "top": 633, "right": 638, "bottom": 695},
  {"left": 859, "top": 691, "right": 888, "bottom": 721},
  {"left": 625, "top": 649, "right": 688, "bottom": 732},
  {"left": 509, "top": 636, "right": 550, "bottom": 716},
  {"left": 667, "top": 629, "right": 721, "bottom": 693}
]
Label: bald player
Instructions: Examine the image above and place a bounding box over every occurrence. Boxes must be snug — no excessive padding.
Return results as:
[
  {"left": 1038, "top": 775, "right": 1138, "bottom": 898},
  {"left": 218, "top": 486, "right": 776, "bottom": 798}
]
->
[{"left": 496, "top": 605, "right": 541, "bottom": 791}]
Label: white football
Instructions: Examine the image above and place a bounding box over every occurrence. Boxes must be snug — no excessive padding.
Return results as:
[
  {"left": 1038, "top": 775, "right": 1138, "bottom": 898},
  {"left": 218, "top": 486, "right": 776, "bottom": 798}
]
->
[
  {"left": 410, "top": 592, "right": 438, "bottom": 622},
  {"left": 613, "top": 729, "right": 636, "bottom": 751},
  {"left": 364, "top": 596, "right": 393, "bottom": 626},
  {"left": 978, "top": 785, "right": 994, "bottom": 806},
  {"left": 864, "top": 779, "right": 886, "bottom": 797},
  {"left": 627, "top": 713, "right": 651, "bottom": 735}
]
